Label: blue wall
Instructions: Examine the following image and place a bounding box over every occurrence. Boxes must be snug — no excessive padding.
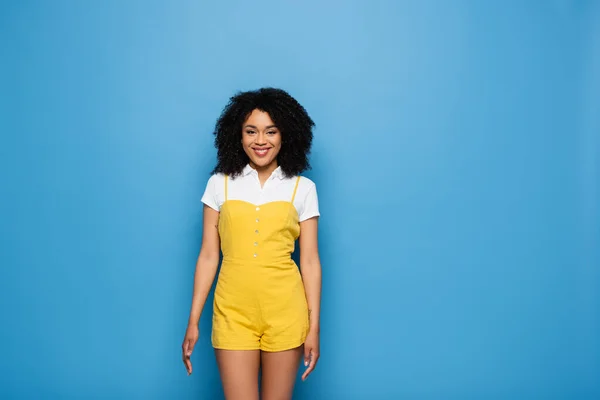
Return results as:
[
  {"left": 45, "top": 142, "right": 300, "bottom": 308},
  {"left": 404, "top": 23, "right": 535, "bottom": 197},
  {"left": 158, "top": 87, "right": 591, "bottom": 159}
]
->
[{"left": 1, "top": 1, "right": 599, "bottom": 398}]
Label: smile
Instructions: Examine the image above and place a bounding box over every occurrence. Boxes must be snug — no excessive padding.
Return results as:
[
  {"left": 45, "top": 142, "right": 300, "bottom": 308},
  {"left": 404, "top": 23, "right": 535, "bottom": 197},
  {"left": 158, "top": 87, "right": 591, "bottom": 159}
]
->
[{"left": 252, "top": 148, "right": 270, "bottom": 157}]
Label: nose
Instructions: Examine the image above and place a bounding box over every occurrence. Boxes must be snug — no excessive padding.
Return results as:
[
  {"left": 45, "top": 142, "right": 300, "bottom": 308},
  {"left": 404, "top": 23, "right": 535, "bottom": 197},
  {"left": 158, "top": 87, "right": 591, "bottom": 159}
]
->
[{"left": 255, "top": 132, "right": 267, "bottom": 145}]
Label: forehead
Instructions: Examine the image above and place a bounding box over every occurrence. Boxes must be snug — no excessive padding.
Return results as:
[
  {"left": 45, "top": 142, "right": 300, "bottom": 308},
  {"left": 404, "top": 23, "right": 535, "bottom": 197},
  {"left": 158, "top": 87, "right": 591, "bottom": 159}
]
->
[{"left": 244, "top": 109, "right": 276, "bottom": 127}]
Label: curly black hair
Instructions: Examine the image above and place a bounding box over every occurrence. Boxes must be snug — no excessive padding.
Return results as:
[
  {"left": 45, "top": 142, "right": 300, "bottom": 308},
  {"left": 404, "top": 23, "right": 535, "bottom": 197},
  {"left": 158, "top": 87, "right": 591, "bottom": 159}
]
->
[{"left": 211, "top": 87, "right": 315, "bottom": 178}]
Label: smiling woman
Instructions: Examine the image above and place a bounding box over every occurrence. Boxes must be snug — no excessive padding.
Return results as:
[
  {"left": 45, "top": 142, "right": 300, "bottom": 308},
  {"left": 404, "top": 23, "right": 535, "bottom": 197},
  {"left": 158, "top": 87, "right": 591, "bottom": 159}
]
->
[
  {"left": 182, "top": 88, "right": 322, "bottom": 400},
  {"left": 210, "top": 88, "right": 315, "bottom": 179},
  {"left": 242, "top": 110, "right": 283, "bottom": 170}
]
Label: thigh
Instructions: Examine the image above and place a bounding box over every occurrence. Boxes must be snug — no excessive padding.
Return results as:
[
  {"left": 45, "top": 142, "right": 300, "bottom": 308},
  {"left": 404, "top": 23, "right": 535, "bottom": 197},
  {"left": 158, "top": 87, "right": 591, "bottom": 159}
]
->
[
  {"left": 260, "top": 276, "right": 309, "bottom": 352},
  {"left": 215, "top": 349, "right": 260, "bottom": 400},
  {"left": 260, "top": 346, "right": 303, "bottom": 400}
]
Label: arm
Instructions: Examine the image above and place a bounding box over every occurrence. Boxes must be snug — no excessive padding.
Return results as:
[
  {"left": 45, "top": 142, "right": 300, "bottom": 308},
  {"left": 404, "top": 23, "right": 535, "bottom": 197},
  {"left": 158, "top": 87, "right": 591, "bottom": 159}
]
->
[
  {"left": 187, "top": 205, "right": 221, "bottom": 327},
  {"left": 182, "top": 205, "right": 220, "bottom": 375},
  {"left": 299, "top": 216, "right": 322, "bottom": 380},
  {"left": 299, "top": 216, "right": 322, "bottom": 334}
]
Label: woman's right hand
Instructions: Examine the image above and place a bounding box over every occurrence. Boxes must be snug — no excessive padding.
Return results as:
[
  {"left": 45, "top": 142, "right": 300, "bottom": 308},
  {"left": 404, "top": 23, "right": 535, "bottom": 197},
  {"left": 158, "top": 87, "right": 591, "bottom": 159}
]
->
[{"left": 182, "top": 324, "right": 199, "bottom": 375}]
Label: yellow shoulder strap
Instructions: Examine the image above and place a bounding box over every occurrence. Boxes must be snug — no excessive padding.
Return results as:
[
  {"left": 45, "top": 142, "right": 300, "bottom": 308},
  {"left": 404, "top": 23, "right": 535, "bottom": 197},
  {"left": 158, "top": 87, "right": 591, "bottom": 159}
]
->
[{"left": 291, "top": 176, "right": 301, "bottom": 203}]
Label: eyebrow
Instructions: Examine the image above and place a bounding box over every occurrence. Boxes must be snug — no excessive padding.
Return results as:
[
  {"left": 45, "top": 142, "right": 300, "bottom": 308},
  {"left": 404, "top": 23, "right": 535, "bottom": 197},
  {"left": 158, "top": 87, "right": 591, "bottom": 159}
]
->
[{"left": 244, "top": 124, "right": 278, "bottom": 130}]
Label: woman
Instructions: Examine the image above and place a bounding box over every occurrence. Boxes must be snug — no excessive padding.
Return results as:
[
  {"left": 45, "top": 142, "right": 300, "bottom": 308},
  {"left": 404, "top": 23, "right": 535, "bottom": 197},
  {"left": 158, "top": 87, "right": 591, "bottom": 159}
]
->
[{"left": 182, "top": 87, "right": 322, "bottom": 400}]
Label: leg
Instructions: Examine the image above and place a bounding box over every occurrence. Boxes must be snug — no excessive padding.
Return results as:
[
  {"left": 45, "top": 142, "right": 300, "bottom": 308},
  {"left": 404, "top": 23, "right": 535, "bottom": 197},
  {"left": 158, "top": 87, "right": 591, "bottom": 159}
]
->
[
  {"left": 260, "top": 346, "right": 303, "bottom": 400},
  {"left": 215, "top": 349, "right": 261, "bottom": 400}
]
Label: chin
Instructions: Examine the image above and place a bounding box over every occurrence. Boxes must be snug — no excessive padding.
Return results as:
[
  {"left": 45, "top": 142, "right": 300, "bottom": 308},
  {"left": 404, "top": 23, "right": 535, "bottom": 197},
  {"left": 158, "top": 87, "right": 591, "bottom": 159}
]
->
[
  {"left": 253, "top": 159, "right": 271, "bottom": 167},
  {"left": 249, "top": 157, "right": 273, "bottom": 167}
]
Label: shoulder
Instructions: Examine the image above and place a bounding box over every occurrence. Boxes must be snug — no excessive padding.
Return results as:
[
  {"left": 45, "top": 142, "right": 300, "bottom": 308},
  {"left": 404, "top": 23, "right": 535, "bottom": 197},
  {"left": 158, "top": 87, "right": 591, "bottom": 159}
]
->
[
  {"left": 293, "top": 175, "right": 320, "bottom": 221},
  {"left": 209, "top": 172, "right": 227, "bottom": 181},
  {"left": 284, "top": 174, "right": 317, "bottom": 197},
  {"left": 298, "top": 175, "right": 317, "bottom": 197},
  {"left": 294, "top": 175, "right": 318, "bottom": 202},
  {"left": 201, "top": 173, "right": 227, "bottom": 211},
  {"left": 297, "top": 175, "right": 317, "bottom": 190},
  {"left": 205, "top": 172, "right": 226, "bottom": 187}
]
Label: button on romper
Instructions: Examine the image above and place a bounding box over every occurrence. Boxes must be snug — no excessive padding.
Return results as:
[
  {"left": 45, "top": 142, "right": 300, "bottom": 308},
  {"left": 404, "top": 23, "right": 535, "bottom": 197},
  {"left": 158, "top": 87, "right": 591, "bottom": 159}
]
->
[{"left": 212, "top": 175, "right": 310, "bottom": 351}]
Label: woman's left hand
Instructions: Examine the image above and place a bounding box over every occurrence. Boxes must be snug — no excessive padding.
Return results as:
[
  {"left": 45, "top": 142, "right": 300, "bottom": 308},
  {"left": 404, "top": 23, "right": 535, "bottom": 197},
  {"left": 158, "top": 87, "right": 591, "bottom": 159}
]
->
[{"left": 302, "top": 330, "right": 320, "bottom": 381}]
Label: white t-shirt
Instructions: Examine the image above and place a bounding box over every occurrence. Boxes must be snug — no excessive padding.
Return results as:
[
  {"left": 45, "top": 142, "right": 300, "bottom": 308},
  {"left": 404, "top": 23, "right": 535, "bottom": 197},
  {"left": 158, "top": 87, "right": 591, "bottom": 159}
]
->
[{"left": 201, "top": 164, "right": 320, "bottom": 222}]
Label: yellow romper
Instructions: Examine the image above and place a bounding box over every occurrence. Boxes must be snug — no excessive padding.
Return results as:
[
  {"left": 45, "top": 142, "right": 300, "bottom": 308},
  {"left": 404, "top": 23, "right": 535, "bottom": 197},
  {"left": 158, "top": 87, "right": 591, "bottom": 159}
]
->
[{"left": 211, "top": 174, "right": 309, "bottom": 352}]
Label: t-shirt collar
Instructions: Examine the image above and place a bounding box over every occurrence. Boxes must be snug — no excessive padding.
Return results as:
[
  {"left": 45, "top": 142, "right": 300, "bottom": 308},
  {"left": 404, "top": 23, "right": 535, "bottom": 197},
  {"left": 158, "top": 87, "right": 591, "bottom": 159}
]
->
[{"left": 243, "top": 164, "right": 285, "bottom": 180}]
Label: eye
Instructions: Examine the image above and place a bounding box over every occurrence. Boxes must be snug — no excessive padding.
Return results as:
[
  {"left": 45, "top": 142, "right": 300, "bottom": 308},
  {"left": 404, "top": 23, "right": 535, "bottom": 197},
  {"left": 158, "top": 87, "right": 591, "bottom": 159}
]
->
[
  {"left": 267, "top": 131, "right": 277, "bottom": 135},
  {"left": 246, "top": 130, "right": 256, "bottom": 135}
]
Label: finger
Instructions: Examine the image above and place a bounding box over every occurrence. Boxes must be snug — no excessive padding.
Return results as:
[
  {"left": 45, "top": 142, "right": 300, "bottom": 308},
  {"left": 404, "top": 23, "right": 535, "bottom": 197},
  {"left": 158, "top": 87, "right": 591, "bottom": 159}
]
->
[
  {"left": 301, "top": 362, "right": 314, "bottom": 381},
  {"left": 303, "top": 346, "right": 311, "bottom": 367},
  {"left": 182, "top": 349, "right": 189, "bottom": 371},
  {"left": 302, "top": 352, "right": 319, "bottom": 381},
  {"left": 182, "top": 339, "right": 192, "bottom": 357},
  {"left": 185, "top": 357, "right": 192, "bottom": 375},
  {"left": 182, "top": 341, "right": 193, "bottom": 374},
  {"left": 188, "top": 338, "right": 197, "bottom": 356}
]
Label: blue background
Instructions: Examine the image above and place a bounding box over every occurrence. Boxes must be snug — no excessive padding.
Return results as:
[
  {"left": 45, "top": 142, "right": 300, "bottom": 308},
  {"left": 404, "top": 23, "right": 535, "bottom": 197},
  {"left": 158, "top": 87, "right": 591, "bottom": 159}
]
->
[{"left": 1, "top": 0, "right": 599, "bottom": 398}]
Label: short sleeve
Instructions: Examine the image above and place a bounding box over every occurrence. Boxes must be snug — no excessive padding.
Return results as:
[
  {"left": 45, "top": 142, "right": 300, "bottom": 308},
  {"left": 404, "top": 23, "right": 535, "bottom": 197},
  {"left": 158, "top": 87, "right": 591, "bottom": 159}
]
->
[
  {"left": 298, "top": 181, "right": 320, "bottom": 222},
  {"left": 200, "top": 174, "right": 221, "bottom": 211}
]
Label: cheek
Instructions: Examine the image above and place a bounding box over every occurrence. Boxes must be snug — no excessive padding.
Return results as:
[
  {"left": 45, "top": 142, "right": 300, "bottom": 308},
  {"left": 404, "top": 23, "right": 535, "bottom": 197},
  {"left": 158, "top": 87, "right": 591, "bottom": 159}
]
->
[
  {"left": 241, "top": 135, "right": 252, "bottom": 146},
  {"left": 273, "top": 141, "right": 282, "bottom": 158}
]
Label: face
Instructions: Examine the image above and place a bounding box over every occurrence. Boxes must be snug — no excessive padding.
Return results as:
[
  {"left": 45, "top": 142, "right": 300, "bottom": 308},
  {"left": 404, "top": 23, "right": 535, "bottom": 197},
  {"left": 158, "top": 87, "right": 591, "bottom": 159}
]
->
[{"left": 241, "top": 109, "right": 282, "bottom": 170}]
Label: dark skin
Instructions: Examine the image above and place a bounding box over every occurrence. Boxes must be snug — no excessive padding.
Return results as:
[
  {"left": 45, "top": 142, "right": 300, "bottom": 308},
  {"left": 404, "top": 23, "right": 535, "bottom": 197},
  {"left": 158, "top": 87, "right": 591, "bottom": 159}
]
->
[{"left": 182, "top": 109, "right": 322, "bottom": 399}]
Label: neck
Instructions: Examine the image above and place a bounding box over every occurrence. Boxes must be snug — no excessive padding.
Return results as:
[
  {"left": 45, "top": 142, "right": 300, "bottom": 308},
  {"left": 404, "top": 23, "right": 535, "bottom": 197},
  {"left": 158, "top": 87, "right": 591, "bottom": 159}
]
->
[{"left": 249, "top": 161, "right": 278, "bottom": 185}]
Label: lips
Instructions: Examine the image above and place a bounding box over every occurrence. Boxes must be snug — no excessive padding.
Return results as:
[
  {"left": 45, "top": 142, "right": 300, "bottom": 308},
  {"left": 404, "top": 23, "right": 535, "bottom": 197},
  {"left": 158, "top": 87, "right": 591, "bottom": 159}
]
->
[{"left": 252, "top": 148, "right": 270, "bottom": 157}]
